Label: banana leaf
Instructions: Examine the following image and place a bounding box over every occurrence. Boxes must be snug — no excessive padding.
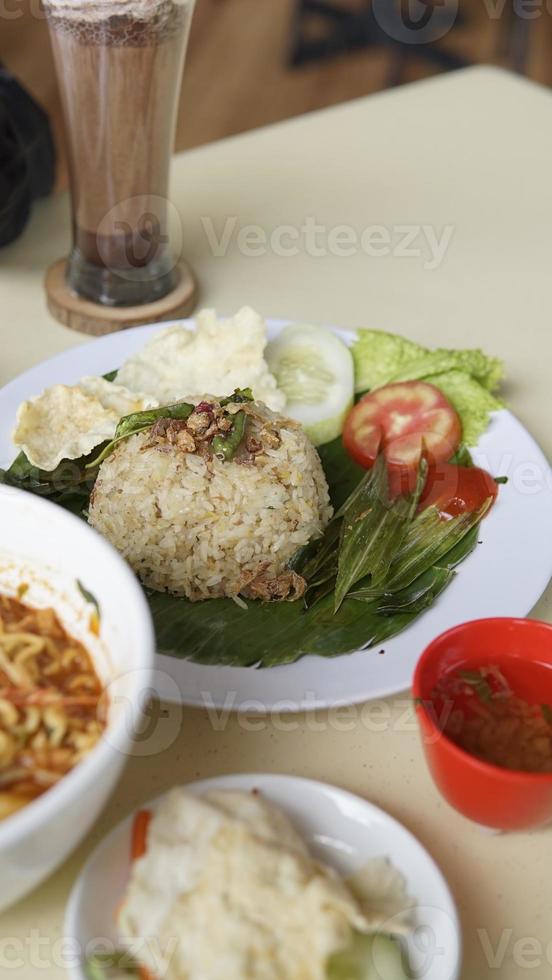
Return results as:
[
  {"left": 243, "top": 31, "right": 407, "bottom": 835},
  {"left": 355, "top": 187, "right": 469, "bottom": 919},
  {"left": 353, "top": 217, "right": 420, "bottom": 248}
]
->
[
  {"left": 292, "top": 509, "right": 341, "bottom": 587},
  {"left": 0, "top": 433, "right": 485, "bottom": 669},
  {"left": 0, "top": 449, "right": 100, "bottom": 516},
  {"left": 318, "top": 436, "right": 365, "bottom": 509},
  {"left": 149, "top": 562, "right": 455, "bottom": 668}
]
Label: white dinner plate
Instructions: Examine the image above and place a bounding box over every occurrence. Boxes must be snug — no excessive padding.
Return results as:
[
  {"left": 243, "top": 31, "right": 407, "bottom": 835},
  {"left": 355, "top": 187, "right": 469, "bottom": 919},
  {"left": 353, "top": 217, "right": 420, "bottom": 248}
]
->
[
  {"left": 65, "top": 773, "right": 462, "bottom": 980},
  {"left": 1, "top": 319, "right": 551, "bottom": 710}
]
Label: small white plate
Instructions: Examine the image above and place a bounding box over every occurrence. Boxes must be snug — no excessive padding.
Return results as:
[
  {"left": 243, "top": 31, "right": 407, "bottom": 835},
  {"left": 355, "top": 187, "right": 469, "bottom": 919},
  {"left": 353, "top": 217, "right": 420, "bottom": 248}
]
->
[
  {"left": 1, "top": 320, "right": 551, "bottom": 710},
  {"left": 65, "top": 773, "right": 462, "bottom": 980}
]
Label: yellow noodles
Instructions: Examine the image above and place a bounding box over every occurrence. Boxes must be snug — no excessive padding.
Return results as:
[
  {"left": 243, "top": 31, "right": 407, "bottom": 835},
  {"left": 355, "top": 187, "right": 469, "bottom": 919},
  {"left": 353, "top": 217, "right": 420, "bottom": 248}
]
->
[{"left": 0, "top": 595, "right": 107, "bottom": 819}]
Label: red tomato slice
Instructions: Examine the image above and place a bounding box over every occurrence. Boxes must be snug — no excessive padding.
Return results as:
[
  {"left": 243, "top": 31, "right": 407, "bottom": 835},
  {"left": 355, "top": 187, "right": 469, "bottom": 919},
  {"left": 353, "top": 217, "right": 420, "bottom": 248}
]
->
[
  {"left": 420, "top": 461, "right": 498, "bottom": 518},
  {"left": 343, "top": 381, "right": 462, "bottom": 476}
]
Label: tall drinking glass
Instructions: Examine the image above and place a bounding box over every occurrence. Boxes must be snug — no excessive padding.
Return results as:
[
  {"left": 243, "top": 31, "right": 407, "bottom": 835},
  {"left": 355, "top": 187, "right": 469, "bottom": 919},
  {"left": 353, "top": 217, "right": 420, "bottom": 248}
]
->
[{"left": 44, "top": 0, "right": 195, "bottom": 307}]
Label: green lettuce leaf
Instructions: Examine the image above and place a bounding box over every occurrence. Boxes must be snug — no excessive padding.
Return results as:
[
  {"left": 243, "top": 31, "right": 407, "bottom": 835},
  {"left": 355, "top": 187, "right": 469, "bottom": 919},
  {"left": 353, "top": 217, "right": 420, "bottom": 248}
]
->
[
  {"left": 426, "top": 370, "right": 503, "bottom": 447},
  {"left": 351, "top": 330, "right": 425, "bottom": 392},
  {"left": 383, "top": 348, "right": 503, "bottom": 392},
  {"left": 351, "top": 328, "right": 504, "bottom": 448},
  {"left": 352, "top": 329, "right": 503, "bottom": 394}
]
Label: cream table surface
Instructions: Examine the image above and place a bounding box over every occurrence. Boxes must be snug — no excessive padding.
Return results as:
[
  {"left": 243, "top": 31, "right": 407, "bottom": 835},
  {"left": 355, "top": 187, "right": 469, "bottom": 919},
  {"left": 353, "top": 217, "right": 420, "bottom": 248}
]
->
[{"left": 0, "top": 66, "right": 551, "bottom": 980}]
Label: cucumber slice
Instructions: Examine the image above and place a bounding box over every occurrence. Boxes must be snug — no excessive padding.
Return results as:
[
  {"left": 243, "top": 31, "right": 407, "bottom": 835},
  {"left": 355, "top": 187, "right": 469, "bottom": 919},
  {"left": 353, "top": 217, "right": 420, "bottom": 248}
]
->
[
  {"left": 266, "top": 324, "right": 354, "bottom": 446},
  {"left": 84, "top": 952, "right": 141, "bottom": 979},
  {"left": 327, "top": 932, "right": 412, "bottom": 980}
]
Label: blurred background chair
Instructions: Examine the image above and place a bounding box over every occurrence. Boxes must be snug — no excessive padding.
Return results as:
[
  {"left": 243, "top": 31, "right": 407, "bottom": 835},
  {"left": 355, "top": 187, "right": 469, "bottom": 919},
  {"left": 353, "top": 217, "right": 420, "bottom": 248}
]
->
[
  {"left": 496, "top": 0, "right": 533, "bottom": 73},
  {"left": 0, "top": 64, "right": 55, "bottom": 246},
  {"left": 289, "top": 0, "right": 469, "bottom": 84},
  {"left": 0, "top": 0, "right": 547, "bottom": 210},
  {"left": 288, "top": 0, "right": 535, "bottom": 85}
]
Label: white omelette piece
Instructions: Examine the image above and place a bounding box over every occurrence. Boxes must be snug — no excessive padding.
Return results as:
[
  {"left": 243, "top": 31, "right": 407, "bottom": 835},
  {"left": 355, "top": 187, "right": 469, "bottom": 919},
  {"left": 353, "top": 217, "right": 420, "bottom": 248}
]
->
[
  {"left": 119, "top": 789, "right": 414, "bottom": 980},
  {"left": 116, "top": 307, "right": 286, "bottom": 412}
]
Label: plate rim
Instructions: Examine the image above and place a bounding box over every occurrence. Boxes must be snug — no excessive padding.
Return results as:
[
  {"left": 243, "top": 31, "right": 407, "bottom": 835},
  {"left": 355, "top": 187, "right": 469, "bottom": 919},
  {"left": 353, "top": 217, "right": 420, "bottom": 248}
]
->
[
  {"left": 64, "top": 771, "right": 462, "bottom": 980},
  {"left": 1, "top": 318, "right": 551, "bottom": 711}
]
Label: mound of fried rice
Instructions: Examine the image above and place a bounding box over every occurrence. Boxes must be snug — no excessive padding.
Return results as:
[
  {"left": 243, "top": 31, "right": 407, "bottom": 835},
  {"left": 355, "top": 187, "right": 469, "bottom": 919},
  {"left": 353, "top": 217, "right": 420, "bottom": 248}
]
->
[{"left": 88, "top": 399, "right": 332, "bottom": 601}]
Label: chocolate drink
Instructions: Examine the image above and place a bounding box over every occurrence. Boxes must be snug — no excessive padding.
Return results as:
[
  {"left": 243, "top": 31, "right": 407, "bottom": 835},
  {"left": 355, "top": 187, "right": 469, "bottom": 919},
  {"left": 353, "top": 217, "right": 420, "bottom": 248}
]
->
[{"left": 44, "top": 0, "right": 195, "bottom": 306}]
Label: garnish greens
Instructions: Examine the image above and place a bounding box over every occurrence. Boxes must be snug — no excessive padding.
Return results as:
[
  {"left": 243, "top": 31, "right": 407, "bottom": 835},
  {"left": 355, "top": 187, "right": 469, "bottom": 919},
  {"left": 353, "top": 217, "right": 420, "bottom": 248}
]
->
[
  {"left": 351, "top": 329, "right": 504, "bottom": 447},
  {"left": 213, "top": 387, "right": 254, "bottom": 461},
  {"left": 459, "top": 669, "right": 493, "bottom": 703},
  {"left": 541, "top": 704, "right": 552, "bottom": 725},
  {"left": 76, "top": 580, "right": 101, "bottom": 618},
  {"left": 213, "top": 411, "right": 246, "bottom": 461},
  {"left": 87, "top": 401, "right": 195, "bottom": 468},
  {"left": 334, "top": 457, "right": 426, "bottom": 610},
  {"left": 90, "top": 388, "right": 254, "bottom": 467}
]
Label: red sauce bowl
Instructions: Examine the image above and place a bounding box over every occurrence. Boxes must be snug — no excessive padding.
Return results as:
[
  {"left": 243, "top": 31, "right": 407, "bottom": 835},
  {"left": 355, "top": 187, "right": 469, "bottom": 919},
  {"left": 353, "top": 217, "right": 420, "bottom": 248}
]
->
[{"left": 413, "top": 618, "right": 552, "bottom": 830}]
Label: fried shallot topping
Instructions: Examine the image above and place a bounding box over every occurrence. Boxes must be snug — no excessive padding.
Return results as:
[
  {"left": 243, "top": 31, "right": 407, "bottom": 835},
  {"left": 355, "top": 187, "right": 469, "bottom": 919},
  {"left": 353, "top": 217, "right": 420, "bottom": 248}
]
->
[
  {"left": 240, "top": 568, "right": 307, "bottom": 602},
  {"left": 144, "top": 399, "right": 284, "bottom": 462}
]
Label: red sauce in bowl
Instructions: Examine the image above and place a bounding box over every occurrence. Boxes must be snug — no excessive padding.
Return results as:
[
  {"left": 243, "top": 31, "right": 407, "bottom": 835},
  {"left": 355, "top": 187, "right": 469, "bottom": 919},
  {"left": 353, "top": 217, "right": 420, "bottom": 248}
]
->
[{"left": 429, "top": 661, "right": 552, "bottom": 773}]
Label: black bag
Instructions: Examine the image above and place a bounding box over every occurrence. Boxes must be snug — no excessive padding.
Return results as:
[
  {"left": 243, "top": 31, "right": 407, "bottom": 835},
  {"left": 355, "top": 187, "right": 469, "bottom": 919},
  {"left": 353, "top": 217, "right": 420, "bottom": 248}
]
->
[{"left": 0, "top": 64, "right": 56, "bottom": 248}]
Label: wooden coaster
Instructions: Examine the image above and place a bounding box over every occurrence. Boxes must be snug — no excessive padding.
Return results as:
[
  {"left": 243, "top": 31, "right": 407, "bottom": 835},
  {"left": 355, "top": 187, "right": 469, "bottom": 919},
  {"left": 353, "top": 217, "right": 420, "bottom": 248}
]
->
[{"left": 45, "top": 258, "right": 198, "bottom": 336}]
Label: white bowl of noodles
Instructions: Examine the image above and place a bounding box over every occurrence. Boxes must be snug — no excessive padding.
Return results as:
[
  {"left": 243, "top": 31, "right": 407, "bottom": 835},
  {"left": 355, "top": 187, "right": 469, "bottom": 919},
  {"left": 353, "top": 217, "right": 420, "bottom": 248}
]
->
[{"left": 0, "top": 485, "right": 155, "bottom": 911}]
